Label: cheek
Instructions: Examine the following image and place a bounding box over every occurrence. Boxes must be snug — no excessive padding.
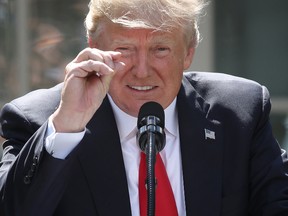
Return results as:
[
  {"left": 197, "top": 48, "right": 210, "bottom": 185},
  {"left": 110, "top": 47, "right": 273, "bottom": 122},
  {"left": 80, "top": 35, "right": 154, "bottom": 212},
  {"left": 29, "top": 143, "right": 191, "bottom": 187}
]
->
[
  {"left": 110, "top": 72, "right": 122, "bottom": 87},
  {"left": 109, "top": 65, "right": 130, "bottom": 93},
  {"left": 115, "top": 55, "right": 134, "bottom": 73},
  {"left": 164, "top": 55, "right": 185, "bottom": 73},
  {"left": 165, "top": 58, "right": 184, "bottom": 84}
]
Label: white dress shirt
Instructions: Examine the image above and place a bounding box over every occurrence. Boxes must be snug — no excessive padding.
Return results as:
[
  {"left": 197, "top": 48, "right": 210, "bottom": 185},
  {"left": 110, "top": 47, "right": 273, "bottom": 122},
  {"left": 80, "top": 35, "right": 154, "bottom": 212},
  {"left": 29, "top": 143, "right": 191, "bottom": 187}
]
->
[{"left": 45, "top": 96, "right": 186, "bottom": 215}]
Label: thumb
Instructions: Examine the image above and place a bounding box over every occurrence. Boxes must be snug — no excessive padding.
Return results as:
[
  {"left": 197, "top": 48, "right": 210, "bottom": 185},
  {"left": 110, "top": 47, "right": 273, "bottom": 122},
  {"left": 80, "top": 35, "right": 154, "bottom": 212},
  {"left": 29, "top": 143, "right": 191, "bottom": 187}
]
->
[{"left": 101, "top": 61, "right": 125, "bottom": 92}]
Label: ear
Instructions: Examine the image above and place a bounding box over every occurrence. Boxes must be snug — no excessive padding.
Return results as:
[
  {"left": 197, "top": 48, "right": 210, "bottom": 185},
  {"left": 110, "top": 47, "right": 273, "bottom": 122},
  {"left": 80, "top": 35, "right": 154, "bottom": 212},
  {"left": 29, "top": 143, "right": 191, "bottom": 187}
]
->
[{"left": 183, "top": 47, "right": 195, "bottom": 70}]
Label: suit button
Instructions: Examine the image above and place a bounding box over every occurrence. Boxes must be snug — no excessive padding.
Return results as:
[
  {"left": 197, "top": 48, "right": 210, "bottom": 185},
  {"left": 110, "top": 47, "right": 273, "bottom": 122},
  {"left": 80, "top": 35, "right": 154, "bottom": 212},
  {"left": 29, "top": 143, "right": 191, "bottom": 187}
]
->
[
  {"left": 33, "top": 156, "right": 38, "bottom": 164},
  {"left": 24, "top": 175, "right": 31, "bottom": 184},
  {"left": 31, "top": 163, "right": 37, "bottom": 172}
]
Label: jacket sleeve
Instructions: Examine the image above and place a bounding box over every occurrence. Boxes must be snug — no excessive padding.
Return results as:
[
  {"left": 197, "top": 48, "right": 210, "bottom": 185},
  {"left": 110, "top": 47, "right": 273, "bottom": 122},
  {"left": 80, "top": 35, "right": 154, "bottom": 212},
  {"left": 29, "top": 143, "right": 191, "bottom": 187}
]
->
[
  {"left": 249, "top": 86, "right": 288, "bottom": 216},
  {"left": 0, "top": 102, "right": 74, "bottom": 216}
]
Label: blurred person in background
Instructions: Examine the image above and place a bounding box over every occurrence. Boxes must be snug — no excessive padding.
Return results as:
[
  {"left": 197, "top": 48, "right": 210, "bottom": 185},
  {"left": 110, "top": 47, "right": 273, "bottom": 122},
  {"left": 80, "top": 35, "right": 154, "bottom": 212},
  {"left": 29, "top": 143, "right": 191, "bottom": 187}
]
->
[{"left": 1, "top": 0, "right": 288, "bottom": 215}]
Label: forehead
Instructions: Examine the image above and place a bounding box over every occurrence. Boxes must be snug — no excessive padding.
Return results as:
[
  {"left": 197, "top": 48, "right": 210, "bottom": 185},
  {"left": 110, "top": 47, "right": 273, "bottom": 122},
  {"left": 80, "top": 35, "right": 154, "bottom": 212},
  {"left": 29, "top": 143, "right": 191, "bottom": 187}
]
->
[
  {"left": 112, "top": 31, "right": 175, "bottom": 45},
  {"left": 97, "top": 20, "right": 184, "bottom": 44}
]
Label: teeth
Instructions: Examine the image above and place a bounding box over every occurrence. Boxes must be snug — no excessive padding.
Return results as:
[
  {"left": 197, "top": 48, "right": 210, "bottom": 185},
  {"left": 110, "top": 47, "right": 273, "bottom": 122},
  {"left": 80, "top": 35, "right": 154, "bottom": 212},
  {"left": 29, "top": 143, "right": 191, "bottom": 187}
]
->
[{"left": 130, "top": 86, "right": 154, "bottom": 91}]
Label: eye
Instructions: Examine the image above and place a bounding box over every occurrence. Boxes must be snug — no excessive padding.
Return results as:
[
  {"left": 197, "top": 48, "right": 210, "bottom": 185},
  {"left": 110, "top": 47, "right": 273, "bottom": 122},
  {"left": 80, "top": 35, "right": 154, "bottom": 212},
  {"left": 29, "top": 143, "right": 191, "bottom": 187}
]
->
[
  {"left": 157, "top": 47, "right": 169, "bottom": 51},
  {"left": 115, "top": 47, "right": 129, "bottom": 53},
  {"left": 116, "top": 47, "right": 129, "bottom": 51},
  {"left": 154, "top": 46, "right": 170, "bottom": 57},
  {"left": 115, "top": 47, "right": 133, "bottom": 57}
]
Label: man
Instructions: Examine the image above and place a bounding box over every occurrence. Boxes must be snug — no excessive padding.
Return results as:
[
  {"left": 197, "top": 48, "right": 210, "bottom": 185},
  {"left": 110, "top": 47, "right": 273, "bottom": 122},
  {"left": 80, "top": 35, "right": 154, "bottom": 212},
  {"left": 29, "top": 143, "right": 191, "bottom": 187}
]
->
[{"left": 1, "top": 0, "right": 288, "bottom": 215}]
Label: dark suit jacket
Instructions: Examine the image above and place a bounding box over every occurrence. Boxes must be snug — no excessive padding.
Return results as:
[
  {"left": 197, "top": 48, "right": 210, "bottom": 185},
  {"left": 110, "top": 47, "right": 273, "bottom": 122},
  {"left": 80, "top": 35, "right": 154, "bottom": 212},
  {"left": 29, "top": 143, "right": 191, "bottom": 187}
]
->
[{"left": 1, "top": 72, "right": 288, "bottom": 216}]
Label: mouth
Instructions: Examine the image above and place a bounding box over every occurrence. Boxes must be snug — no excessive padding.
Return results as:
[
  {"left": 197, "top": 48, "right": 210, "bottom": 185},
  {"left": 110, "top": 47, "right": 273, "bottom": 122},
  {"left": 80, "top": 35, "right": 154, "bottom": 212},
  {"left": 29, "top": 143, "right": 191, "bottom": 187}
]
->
[{"left": 128, "top": 85, "right": 156, "bottom": 91}]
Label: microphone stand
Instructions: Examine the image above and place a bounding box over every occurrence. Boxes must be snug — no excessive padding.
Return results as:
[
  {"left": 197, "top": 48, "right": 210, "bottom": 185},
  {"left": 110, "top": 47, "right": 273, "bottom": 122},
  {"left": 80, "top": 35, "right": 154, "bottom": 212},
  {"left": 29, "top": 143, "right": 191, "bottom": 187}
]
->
[
  {"left": 145, "top": 131, "right": 157, "bottom": 216},
  {"left": 137, "top": 103, "right": 166, "bottom": 216}
]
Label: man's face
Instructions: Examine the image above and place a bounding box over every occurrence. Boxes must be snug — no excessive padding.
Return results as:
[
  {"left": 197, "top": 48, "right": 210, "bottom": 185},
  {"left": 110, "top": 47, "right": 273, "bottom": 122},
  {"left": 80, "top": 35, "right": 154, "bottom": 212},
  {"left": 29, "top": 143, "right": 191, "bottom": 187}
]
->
[{"left": 95, "top": 22, "right": 195, "bottom": 117}]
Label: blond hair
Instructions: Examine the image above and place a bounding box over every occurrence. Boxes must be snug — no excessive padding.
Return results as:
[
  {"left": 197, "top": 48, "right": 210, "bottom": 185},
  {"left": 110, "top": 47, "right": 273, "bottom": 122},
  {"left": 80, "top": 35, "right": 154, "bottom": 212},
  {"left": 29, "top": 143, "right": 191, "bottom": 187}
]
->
[{"left": 85, "top": 0, "right": 206, "bottom": 47}]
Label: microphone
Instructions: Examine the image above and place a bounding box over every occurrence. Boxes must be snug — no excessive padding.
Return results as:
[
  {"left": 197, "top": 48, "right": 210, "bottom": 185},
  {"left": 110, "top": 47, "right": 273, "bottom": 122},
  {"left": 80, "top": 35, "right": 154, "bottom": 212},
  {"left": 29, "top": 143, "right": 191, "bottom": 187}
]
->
[
  {"left": 137, "top": 101, "right": 166, "bottom": 216},
  {"left": 137, "top": 101, "right": 166, "bottom": 154}
]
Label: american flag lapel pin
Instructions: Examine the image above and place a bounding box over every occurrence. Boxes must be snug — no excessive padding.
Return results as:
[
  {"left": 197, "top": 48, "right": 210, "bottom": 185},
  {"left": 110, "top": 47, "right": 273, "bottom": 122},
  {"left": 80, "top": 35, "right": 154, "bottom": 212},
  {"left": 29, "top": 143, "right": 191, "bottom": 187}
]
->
[{"left": 204, "top": 128, "right": 216, "bottom": 140}]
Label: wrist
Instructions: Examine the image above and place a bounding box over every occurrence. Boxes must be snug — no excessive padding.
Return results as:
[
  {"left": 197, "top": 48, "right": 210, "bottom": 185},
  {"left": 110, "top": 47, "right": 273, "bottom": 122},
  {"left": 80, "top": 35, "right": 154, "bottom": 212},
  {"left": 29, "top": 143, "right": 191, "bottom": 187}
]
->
[{"left": 51, "top": 109, "right": 86, "bottom": 133}]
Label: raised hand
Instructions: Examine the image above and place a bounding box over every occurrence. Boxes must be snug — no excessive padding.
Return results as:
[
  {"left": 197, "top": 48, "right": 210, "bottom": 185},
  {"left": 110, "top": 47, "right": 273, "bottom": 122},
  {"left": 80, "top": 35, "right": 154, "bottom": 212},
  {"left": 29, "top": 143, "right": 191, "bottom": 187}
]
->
[{"left": 51, "top": 48, "right": 125, "bottom": 133}]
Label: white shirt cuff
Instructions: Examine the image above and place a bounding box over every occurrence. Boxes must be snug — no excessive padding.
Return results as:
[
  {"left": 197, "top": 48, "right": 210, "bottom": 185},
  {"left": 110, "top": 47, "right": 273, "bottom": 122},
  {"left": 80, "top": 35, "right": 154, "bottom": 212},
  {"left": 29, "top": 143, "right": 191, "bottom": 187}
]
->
[{"left": 45, "top": 117, "right": 86, "bottom": 159}]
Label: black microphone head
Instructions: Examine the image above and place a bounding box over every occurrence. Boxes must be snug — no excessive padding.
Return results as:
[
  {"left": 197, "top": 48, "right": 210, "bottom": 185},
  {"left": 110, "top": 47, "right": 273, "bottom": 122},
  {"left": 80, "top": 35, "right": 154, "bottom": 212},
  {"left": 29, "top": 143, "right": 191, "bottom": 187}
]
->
[
  {"left": 137, "top": 101, "right": 166, "bottom": 153},
  {"left": 137, "top": 101, "right": 165, "bottom": 129}
]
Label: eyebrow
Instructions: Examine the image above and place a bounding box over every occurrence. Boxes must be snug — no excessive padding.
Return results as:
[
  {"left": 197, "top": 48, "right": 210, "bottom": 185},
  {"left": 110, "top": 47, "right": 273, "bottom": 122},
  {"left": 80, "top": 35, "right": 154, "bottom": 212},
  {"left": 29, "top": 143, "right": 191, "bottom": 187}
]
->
[{"left": 111, "top": 35, "right": 174, "bottom": 46}]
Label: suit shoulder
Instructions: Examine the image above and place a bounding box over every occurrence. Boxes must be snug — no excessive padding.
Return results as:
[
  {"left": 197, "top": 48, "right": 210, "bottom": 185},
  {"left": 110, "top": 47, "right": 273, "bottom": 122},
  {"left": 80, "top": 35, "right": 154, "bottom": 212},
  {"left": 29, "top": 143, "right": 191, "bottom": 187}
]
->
[
  {"left": 184, "top": 71, "right": 264, "bottom": 98},
  {"left": 10, "top": 83, "right": 62, "bottom": 108},
  {"left": 183, "top": 72, "right": 270, "bottom": 122},
  {"left": 184, "top": 71, "right": 261, "bottom": 87},
  {"left": 1, "top": 83, "right": 63, "bottom": 127}
]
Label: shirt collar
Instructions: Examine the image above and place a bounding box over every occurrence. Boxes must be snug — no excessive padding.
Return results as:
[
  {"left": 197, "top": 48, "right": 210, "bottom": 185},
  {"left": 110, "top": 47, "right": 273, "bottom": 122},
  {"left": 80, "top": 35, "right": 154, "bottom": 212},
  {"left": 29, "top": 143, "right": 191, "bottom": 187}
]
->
[
  {"left": 164, "top": 98, "right": 178, "bottom": 137},
  {"left": 108, "top": 95, "right": 137, "bottom": 142},
  {"left": 108, "top": 95, "right": 178, "bottom": 141}
]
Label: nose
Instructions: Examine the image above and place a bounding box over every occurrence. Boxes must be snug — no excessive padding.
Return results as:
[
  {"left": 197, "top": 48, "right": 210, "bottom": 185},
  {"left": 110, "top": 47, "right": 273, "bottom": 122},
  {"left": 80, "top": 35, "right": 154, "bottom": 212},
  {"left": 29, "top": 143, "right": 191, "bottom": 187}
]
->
[{"left": 131, "top": 50, "right": 150, "bottom": 78}]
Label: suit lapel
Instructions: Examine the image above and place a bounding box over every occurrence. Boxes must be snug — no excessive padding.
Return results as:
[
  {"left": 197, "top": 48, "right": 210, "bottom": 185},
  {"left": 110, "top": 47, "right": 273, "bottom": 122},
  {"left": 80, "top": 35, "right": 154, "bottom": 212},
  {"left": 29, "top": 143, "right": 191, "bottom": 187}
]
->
[
  {"left": 68, "top": 75, "right": 224, "bottom": 215},
  {"left": 178, "top": 76, "right": 223, "bottom": 216},
  {"left": 76, "top": 97, "right": 131, "bottom": 215}
]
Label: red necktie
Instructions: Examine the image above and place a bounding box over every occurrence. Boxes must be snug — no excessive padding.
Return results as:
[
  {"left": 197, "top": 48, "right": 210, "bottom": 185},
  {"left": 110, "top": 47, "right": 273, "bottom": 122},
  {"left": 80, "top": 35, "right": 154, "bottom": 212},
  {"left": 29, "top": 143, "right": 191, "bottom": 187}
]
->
[{"left": 139, "top": 152, "right": 178, "bottom": 216}]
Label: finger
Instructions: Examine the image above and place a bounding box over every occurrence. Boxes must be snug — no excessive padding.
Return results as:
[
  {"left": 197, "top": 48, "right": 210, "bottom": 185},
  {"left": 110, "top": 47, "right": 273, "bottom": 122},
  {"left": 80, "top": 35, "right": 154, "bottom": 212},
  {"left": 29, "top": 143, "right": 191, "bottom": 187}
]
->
[
  {"left": 100, "top": 51, "right": 123, "bottom": 70},
  {"left": 65, "top": 60, "right": 115, "bottom": 79},
  {"left": 74, "top": 48, "right": 121, "bottom": 65},
  {"left": 114, "top": 61, "right": 126, "bottom": 73},
  {"left": 73, "top": 48, "right": 123, "bottom": 76},
  {"left": 100, "top": 68, "right": 116, "bottom": 92}
]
